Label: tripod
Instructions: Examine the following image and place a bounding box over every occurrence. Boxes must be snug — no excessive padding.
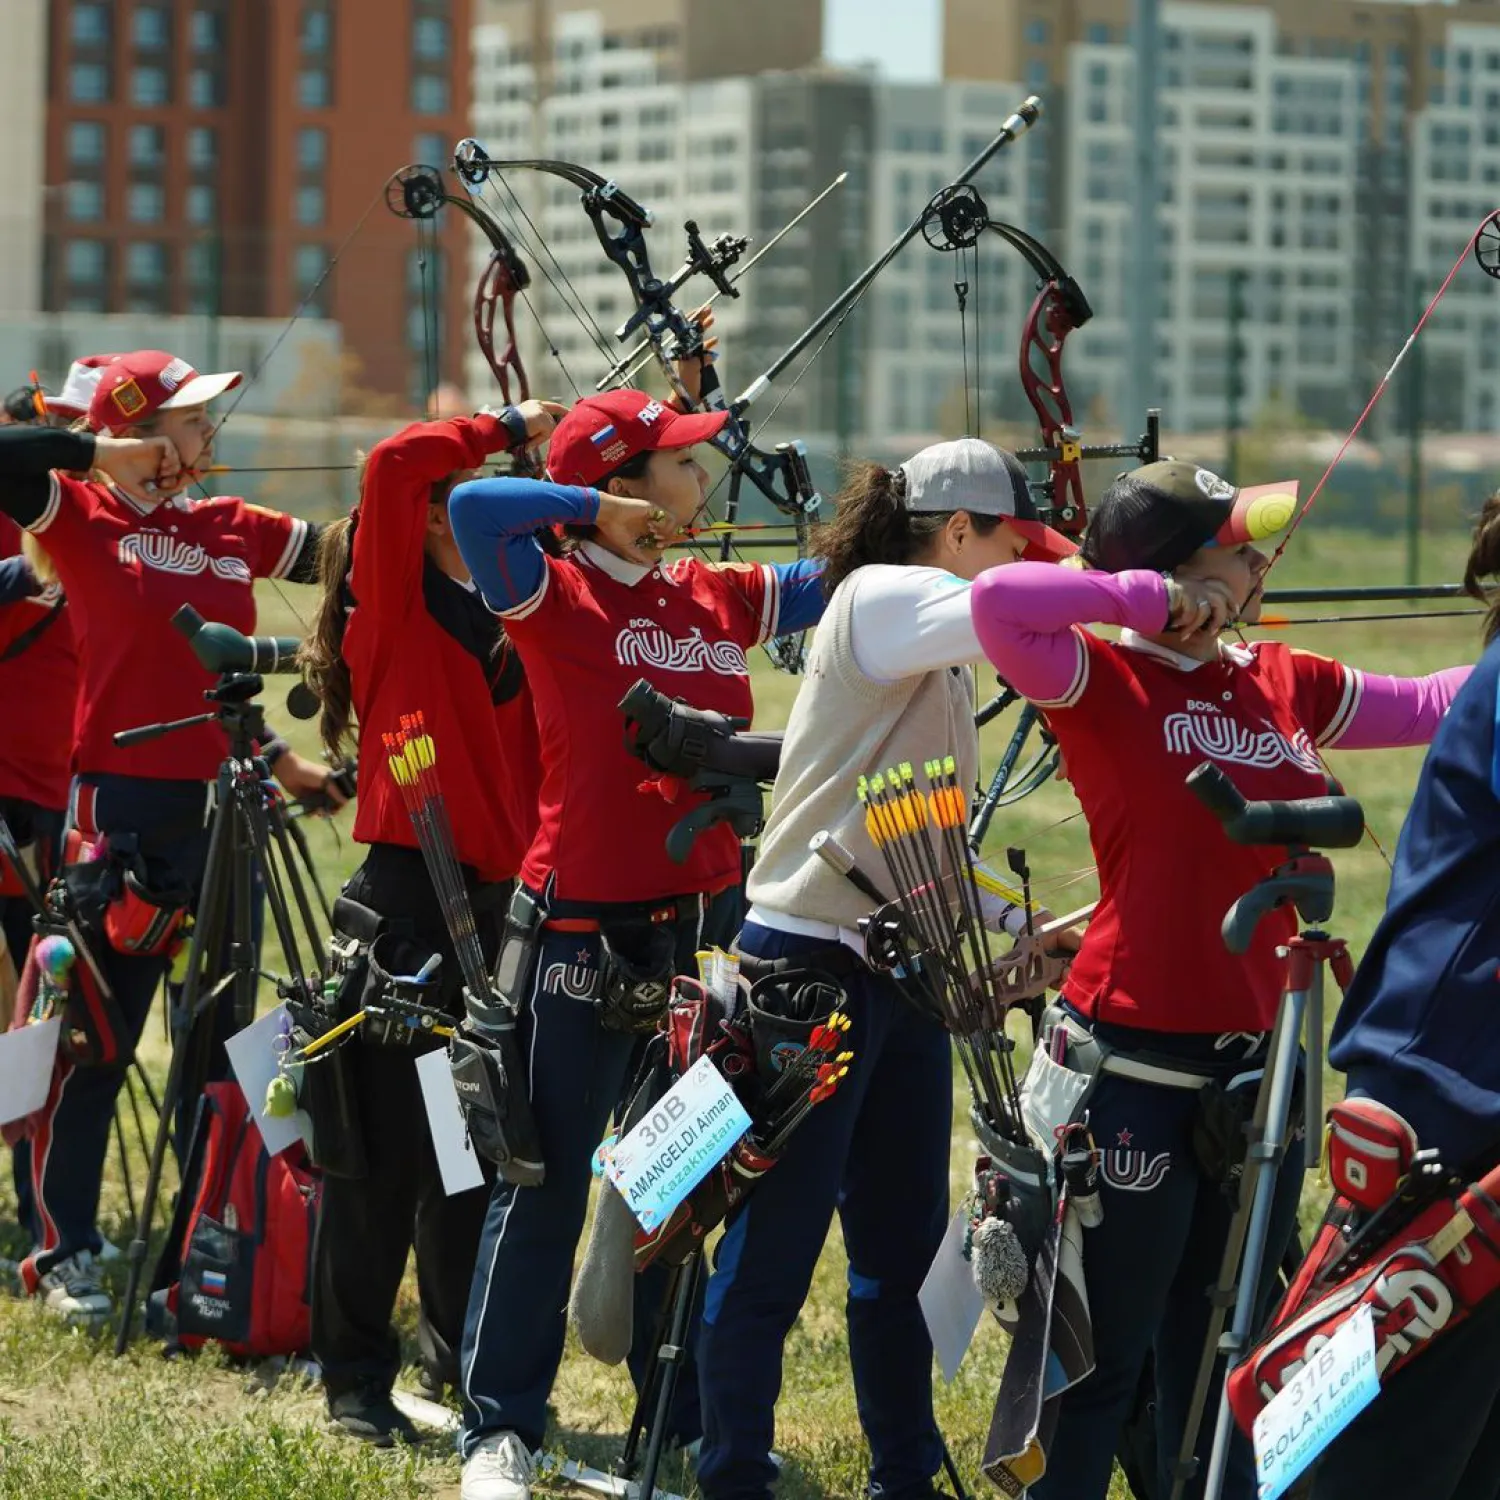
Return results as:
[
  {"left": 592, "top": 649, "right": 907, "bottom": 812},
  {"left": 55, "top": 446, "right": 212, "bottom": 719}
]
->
[
  {"left": 113, "top": 665, "right": 330, "bottom": 1353},
  {"left": 1167, "top": 764, "right": 1364, "bottom": 1500}
]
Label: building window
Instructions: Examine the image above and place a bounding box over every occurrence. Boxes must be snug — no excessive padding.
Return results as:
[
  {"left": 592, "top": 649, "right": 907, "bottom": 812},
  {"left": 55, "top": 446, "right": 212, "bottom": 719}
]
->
[
  {"left": 128, "top": 182, "right": 165, "bottom": 222},
  {"left": 294, "top": 244, "right": 329, "bottom": 313},
  {"left": 413, "top": 16, "right": 449, "bottom": 60},
  {"left": 129, "top": 124, "right": 166, "bottom": 168},
  {"left": 301, "top": 5, "right": 332, "bottom": 53},
  {"left": 126, "top": 241, "right": 168, "bottom": 286},
  {"left": 298, "top": 69, "right": 331, "bottom": 108},
  {"left": 67, "top": 180, "right": 104, "bottom": 221},
  {"left": 1087, "top": 23, "right": 1112, "bottom": 45},
  {"left": 67, "top": 121, "right": 106, "bottom": 166},
  {"left": 70, "top": 62, "right": 109, "bottom": 102},
  {"left": 186, "top": 183, "right": 216, "bottom": 225},
  {"left": 189, "top": 69, "right": 223, "bottom": 107},
  {"left": 191, "top": 9, "right": 222, "bottom": 51},
  {"left": 414, "top": 132, "right": 447, "bottom": 167},
  {"left": 71, "top": 2, "right": 109, "bottom": 46},
  {"left": 132, "top": 66, "right": 170, "bottom": 105},
  {"left": 65, "top": 238, "right": 107, "bottom": 282},
  {"left": 297, "top": 127, "right": 328, "bottom": 171},
  {"left": 1025, "top": 20, "right": 1050, "bottom": 46},
  {"left": 411, "top": 74, "right": 449, "bottom": 114},
  {"left": 132, "top": 6, "right": 171, "bottom": 49},
  {"left": 187, "top": 127, "right": 217, "bottom": 169},
  {"left": 296, "top": 185, "right": 325, "bottom": 226}
]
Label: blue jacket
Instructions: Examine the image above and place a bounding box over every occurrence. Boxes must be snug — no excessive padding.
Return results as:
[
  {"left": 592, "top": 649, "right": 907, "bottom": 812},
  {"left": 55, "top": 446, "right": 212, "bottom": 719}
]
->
[{"left": 1328, "top": 635, "right": 1500, "bottom": 1166}]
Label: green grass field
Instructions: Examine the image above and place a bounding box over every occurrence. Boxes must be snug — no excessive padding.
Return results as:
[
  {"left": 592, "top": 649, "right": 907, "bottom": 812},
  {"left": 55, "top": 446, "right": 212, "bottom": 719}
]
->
[{"left": 0, "top": 523, "right": 1483, "bottom": 1499}]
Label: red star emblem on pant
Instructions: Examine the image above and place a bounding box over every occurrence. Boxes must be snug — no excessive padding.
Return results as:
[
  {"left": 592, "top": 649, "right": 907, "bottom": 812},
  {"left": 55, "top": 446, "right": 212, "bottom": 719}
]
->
[{"left": 1115, "top": 1128, "right": 1134, "bottom": 1147}]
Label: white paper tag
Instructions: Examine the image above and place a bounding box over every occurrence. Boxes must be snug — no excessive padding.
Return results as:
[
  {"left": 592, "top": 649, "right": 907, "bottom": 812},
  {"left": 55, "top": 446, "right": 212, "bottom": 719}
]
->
[
  {"left": 0, "top": 1018, "right": 62, "bottom": 1127},
  {"left": 225, "top": 1004, "right": 305, "bottom": 1156},
  {"left": 1253, "top": 1302, "right": 1380, "bottom": 1500},
  {"left": 919, "top": 1208, "right": 986, "bottom": 1382},
  {"left": 606, "top": 1054, "right": 750, "bottom": 1232},
  {"left": 416, "top": 1047, "right": 485, "bottom": 1196}
]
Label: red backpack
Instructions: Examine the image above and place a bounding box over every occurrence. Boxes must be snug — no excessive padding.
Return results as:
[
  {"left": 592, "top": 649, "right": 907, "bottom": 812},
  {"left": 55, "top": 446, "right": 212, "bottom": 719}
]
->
[{"left": 148, "top": 1081, "right": 322, "bottom": 1358}]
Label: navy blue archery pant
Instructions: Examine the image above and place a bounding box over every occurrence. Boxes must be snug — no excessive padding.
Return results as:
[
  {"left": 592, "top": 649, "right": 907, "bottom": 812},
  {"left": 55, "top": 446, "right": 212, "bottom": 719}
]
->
[
  {"left": 695, "top": 923, "right": 953, "bottom": 1500},
  {"left": 1310, "top": 1278, "right": 1500, "bottom": 1500},
  {"left": 459, "top": 885, "right": 742, "bottom": 1459},
  {"left": 20, "top": 775, "right": 210, "bottom": 1286},
  {"left": 1029, "top": 1020, "right": 1305, "bottom": 1500}
]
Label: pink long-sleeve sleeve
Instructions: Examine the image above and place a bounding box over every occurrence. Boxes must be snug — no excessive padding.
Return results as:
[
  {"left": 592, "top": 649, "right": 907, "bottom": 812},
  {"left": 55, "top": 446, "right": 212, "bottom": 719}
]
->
[
  {"left": 969, "top": 562, "right": 1170, "bottom": 701},
  {"left": 1323, "top": 664, "right": 1472, "bottom": 749}
]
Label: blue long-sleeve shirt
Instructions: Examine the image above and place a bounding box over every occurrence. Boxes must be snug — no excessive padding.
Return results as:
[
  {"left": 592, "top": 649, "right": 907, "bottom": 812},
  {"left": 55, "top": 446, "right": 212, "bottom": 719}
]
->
[
  {"left": 1328, "top": 635, "right": 1500, "bottom": 1166},
  {"left": 448, "top": 475, "right": 825, "bottom": 633}
]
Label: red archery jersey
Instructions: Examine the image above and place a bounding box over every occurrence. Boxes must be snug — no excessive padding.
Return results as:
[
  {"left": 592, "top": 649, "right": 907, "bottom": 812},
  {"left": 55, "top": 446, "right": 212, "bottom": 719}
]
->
[
  {"left": 0, "top": 516, "right": 79, "bottom": 809},
  {"left": 26, "top": 476, "right": 306, "bottom": 781},
  {"left": 501, "top": 546, "right": 774, "bottom": 903},
  {"left": 1048, "top": 632, "right": 1353, "bottom": 1033},
  {"left": 346, "top": 414, "right": 538, "bottom": 884}
]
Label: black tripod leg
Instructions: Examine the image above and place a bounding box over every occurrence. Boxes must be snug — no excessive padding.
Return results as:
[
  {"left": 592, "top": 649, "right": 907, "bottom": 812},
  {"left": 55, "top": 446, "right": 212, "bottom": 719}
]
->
[
  {"left": 282, "top": 810, "right": 334, "bottom": 933},
  {"left": 620, "top": 1261, "right": 682, "bottom": 1474},
  {"left": 941, "top": 1438, "right": 971, "bottom": 1500},
  {"left": 112, "top": 1102, "right": 138, "bottom": 1237},
  {"left": 113, "top": 777, "right": 235, "bottom": 1356},
  {"left": 130, "top": 1055, "right": 163, "bottom": 1120},
  {"left": 637, "top": 1251, "right": 703, "bottom": 1500}
]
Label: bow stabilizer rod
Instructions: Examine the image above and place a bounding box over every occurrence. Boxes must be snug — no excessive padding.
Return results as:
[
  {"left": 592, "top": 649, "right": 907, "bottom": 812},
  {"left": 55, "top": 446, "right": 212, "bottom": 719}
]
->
[{"left": 732, "top": 95, "right": 1045, "bottom": 413}]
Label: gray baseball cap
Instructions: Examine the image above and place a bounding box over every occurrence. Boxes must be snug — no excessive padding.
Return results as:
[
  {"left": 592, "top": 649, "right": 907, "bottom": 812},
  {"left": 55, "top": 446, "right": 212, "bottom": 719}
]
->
[{"left": 899, "top": 438, "right": 1077, "bottom": 560}]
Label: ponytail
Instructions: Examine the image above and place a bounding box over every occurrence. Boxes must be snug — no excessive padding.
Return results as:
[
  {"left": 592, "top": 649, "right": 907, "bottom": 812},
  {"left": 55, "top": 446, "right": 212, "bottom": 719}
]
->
[
  {"left": 815, "top": 460, "right": 998, "bottom": 597},
  {"left": 298, "top": 515, "right": 357, "bottom": 760},
  {"left": 1462, "top": 490, "right": 1500, "bottom": 647}
]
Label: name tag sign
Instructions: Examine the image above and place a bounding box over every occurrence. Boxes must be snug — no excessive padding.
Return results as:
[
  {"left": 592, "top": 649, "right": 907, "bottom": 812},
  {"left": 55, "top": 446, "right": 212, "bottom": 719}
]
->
[
  {"left": 1253, "top": 1302, "right": 1380, "bottom": 1500},
  {"left": 606, "top": 1054, "right": 751, "bottom": 1232}
]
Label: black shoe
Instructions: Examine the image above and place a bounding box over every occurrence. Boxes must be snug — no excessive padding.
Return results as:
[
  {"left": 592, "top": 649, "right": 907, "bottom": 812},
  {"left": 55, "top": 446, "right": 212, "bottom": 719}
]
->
[
  {"left": 416, "top": 1365, "right": 446, "bottom": 1403},
  {"left": 327, "top": 1383, "right": 421, "bottom": 1447}
]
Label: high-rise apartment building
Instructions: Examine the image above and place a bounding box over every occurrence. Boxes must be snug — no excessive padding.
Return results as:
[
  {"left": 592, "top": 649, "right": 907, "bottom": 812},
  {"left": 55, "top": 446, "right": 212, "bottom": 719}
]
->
[
  {"left": 466, "top": 2, "right": 1041, "bottom": 450},
  {"left": 942, "top": 0, "right": 1500, "bottom": 435},
  {"left": 466, "top": 1, "right": 863, "bottom": 437},
  {"left": 43, "top": 0, "right": 473, "bottom": 405}
]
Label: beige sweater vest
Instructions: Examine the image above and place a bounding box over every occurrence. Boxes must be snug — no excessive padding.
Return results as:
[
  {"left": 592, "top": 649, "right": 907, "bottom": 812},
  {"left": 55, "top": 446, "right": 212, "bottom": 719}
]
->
[{"left": 746, "top": 568, "right": 979, "bottom": 930}]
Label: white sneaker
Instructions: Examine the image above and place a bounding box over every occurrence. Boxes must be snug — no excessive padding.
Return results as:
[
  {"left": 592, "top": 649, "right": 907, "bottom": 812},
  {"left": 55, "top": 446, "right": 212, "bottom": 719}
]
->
[
  {"left": 462, "top": 1431, "right": 535, "bottom": 1500},
  {"left": 36, "top": 1250, "right": 112, "bottom": 1323}
]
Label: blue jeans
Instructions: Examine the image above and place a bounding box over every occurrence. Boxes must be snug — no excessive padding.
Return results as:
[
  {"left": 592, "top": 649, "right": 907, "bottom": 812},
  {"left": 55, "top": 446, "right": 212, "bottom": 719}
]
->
[
  {"left": 695, "top": 923, "right": 954, "bottom": 1500},
  {"left": 1029, "top": 1032, "right": 1305, "bottom": 1500},
  {"left": 458, "top": 886, "right": 741, "bottom": 1457}
]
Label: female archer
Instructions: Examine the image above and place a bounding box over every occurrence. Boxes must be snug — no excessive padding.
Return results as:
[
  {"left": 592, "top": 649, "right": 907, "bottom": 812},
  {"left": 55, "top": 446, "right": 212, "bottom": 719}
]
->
[
  {"left": 695, "top": 437, "right": 1077, "bottom": 1500},
  {"left": 966, "top": 459, "right": 1470, "bottom": 1500},
  {"left": 445, "top": 381, "right": 823, "bottom": 1500},
  {"left": 0, "top": 348, "right": 336, "bottom": 1324},
  {"left": 299, "top": 399, "right": 560, "bottom": 1444}
]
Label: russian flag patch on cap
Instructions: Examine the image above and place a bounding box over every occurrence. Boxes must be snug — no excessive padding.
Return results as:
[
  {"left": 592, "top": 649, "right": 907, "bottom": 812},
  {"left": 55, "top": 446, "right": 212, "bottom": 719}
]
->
[{"left": 589, "top": 424, "right": 617, "bottom": 446}]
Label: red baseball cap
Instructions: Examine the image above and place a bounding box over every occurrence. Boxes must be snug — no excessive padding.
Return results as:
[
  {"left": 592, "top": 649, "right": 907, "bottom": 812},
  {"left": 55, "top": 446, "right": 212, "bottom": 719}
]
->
[
  {"left": 545, "top": 389, "right": 729, "bottom": 488},
  {"left": 88, "top": 350, "right": 242, "bottom": 433}
]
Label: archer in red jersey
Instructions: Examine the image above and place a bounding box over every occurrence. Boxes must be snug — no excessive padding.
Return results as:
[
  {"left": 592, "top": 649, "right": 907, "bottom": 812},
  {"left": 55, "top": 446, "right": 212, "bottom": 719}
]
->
[{"left": 299, "top": 399, "right": 561, "bottom": 1445}]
